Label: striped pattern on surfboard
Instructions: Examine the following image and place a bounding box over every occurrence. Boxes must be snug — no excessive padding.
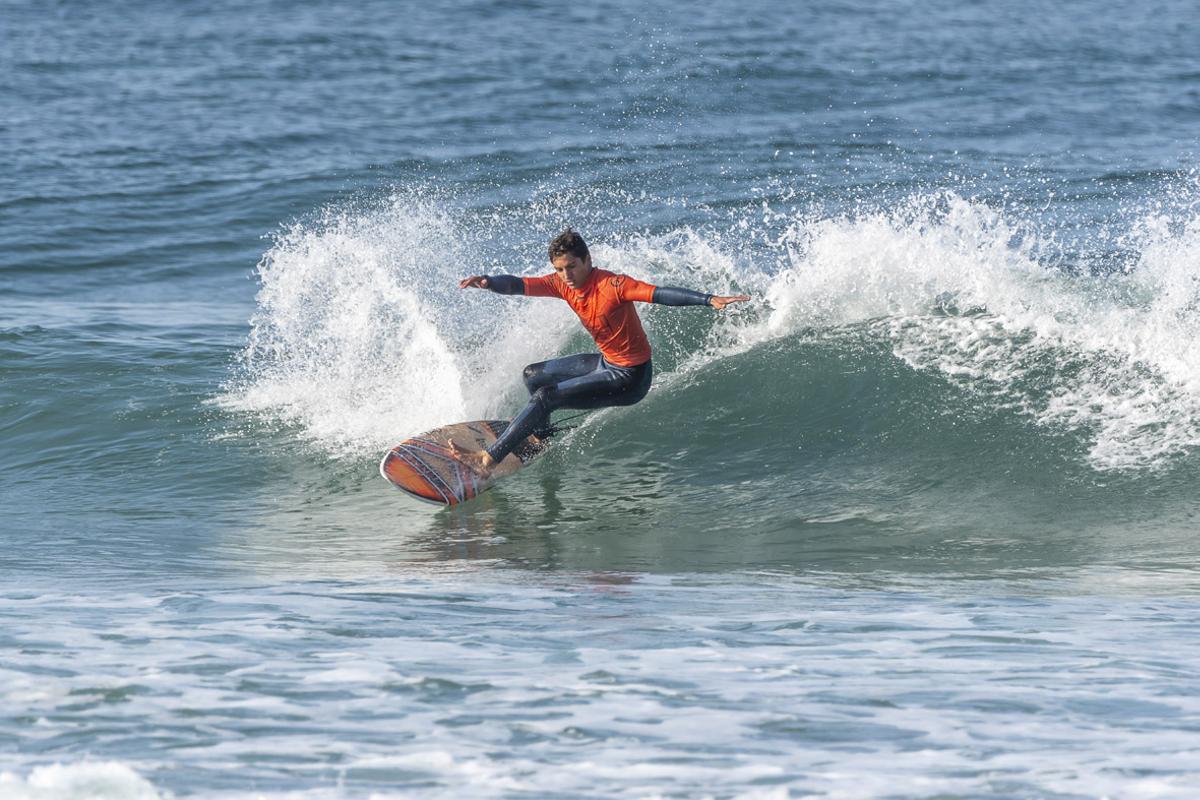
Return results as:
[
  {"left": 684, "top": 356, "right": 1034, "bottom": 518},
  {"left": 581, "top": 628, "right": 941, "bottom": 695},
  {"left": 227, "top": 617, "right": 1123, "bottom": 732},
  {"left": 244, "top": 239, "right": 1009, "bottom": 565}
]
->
[
  {"left": 379, "top": 420, "right": 543, "bottom": 507},
  {"left": 381, "top": 436, "right": 481, "bottom": 505}
]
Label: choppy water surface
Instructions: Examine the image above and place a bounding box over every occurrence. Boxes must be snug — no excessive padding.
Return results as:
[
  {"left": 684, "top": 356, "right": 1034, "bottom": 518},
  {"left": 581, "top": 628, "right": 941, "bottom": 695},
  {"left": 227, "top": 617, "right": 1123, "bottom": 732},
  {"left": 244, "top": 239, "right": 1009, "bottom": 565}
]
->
[
  {"left": 4, "top": 0, "right": 1200, "bottom": 796},
  {"left": 6, "top": 570, "right": 1200, "bottom": 799}
]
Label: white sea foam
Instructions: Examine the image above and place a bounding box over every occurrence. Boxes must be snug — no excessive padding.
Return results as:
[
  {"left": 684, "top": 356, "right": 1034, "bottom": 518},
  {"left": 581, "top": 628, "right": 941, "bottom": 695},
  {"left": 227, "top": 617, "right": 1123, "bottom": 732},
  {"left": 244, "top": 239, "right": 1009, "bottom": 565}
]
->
[
  {"left": 0, "top": 762, "right": 164, "bottom": 800},
  {"left": 218, "top": 194, "right": 575, "bottom": 457}
]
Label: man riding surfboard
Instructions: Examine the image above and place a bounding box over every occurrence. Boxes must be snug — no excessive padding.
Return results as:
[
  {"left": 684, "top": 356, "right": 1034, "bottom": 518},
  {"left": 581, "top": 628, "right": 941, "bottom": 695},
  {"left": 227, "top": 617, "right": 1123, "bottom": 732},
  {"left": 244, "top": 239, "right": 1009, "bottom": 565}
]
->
[{"left": 454, "top": 228, "right": 749, "bottom": 476}]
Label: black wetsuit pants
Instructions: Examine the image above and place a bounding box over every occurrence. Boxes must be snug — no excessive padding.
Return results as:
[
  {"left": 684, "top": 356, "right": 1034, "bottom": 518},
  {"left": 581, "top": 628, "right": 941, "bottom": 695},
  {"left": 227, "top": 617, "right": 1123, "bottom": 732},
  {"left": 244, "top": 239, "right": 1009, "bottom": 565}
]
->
[{"left": 486, "top": 354, "right": 653, "bottom": 463}]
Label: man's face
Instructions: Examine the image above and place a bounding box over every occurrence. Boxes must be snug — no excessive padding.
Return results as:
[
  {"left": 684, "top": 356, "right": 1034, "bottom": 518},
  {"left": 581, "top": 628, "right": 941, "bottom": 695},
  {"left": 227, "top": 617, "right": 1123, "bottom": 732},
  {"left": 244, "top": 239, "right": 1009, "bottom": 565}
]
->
[{"left": 551, "top": 253, "right": 592, "bottom": 290}]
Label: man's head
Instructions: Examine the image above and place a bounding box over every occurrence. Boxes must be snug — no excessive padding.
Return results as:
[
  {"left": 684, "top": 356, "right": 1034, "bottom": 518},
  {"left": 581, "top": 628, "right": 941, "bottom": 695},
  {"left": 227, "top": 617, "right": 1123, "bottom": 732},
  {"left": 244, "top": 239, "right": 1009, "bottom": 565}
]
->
[{"left": 548, "top": 228, "right": 592, "bottom": 290}]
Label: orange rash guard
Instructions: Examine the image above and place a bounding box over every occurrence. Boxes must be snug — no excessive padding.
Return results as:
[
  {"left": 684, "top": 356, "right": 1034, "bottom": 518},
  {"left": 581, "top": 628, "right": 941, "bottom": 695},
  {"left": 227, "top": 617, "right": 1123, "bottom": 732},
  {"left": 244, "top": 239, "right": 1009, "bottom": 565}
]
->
[{"left": 521, "top": 268, "right": 656, "bottom": 367}]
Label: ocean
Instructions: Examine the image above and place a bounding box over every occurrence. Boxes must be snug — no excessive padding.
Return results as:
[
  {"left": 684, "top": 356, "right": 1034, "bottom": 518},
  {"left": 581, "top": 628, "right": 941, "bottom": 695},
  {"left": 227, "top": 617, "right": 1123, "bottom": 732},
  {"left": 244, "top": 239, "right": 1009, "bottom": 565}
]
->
[{"left": 4, "top": 1, "right": 1200, "bottom": 797}]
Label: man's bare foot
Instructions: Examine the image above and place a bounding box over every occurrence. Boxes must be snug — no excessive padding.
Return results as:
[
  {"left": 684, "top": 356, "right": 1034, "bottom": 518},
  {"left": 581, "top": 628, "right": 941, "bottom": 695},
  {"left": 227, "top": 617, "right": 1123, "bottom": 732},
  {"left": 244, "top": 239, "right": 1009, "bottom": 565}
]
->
[{"left": 448, "top": 439, "right": 495, "bottom": 478}]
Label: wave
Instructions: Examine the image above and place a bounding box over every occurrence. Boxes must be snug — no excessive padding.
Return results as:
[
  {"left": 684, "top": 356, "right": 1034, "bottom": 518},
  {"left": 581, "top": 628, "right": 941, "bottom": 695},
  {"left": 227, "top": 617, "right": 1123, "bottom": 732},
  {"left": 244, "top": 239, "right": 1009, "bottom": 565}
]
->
[
  {"left": 221, "top": 186, "right": 1200, "bottom": 475},
  {"left": 736, "top": 194, "right": 1200, "bottom": 472}
]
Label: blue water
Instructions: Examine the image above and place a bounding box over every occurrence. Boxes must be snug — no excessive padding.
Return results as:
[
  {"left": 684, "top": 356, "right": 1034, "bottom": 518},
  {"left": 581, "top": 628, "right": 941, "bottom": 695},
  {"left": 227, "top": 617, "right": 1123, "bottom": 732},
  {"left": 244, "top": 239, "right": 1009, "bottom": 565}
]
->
[{"left": 4, "top": 1, "right": 1200, "bottom": 797}]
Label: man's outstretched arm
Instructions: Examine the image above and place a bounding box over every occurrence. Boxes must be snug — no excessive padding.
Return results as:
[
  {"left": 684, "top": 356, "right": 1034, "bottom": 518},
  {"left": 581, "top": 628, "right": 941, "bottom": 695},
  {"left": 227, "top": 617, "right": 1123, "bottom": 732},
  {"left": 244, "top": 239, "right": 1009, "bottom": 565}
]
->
[
  {"left": 652, "top": 286, "right": 751, "bottom": 310},
  {"left": 459, "top": 275, "right": 525, "bottom": 295}
]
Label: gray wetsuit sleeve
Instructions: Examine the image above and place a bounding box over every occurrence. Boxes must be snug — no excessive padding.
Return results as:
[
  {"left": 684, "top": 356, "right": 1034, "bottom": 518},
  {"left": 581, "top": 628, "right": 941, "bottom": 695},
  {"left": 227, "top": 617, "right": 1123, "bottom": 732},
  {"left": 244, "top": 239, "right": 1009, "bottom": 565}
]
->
[
  {"left": 651, "top": 286, "right": 713, "bottom": 307},
  {"left": 484, "top": 275, "right": 526, "bottom": 295}
]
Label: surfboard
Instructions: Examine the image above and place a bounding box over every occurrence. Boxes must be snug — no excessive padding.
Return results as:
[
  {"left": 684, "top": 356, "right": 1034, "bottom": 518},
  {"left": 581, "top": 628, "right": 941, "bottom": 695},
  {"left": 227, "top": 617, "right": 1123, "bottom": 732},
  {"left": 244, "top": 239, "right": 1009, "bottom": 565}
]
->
[{"left": 379, "top": 420, "right": 550, "bottom": 506}]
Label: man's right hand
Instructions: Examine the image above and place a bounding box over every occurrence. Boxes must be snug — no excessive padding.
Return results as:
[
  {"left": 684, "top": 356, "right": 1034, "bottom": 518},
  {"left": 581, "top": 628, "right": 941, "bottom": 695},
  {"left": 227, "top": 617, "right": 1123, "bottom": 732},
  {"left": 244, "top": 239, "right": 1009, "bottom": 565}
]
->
[
  {"left": 710, "top": 294, "right": 751, "bottom": 310},
  {"left": 459, "top": 276, "right": 490, "bottom": 289}
]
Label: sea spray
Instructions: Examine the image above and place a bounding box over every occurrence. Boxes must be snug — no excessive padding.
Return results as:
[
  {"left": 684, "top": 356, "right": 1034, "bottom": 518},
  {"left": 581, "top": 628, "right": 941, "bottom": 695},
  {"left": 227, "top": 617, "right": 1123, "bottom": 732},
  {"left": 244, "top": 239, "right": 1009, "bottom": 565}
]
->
[{"left": 221, "top": 195, "right": 577, "bottom": 457}]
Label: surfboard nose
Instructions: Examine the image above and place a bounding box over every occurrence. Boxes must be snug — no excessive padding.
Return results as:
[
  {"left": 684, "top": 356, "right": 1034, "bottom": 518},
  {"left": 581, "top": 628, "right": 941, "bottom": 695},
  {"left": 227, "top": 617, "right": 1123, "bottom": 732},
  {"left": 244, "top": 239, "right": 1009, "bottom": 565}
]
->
[
  {"left": 380, "top": 442, "right": 476, "bottom": 506},
  {"left": 380, "top": 420, "right": 550, "bottom": 507}
]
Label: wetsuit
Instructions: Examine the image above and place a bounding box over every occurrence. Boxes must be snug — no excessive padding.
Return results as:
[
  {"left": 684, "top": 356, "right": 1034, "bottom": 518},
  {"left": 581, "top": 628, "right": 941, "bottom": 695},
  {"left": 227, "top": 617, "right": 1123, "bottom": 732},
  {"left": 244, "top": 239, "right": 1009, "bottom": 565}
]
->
[{"left": 482, "top": 268, "right": 712, "bottom": 463}]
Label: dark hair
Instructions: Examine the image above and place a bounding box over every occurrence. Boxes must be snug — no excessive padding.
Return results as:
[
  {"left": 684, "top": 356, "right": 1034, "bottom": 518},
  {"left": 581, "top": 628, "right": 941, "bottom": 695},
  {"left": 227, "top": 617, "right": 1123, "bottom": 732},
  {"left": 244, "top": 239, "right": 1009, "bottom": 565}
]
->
[{"left": 548, "top": 228, "right": 589, "bottom": 262}]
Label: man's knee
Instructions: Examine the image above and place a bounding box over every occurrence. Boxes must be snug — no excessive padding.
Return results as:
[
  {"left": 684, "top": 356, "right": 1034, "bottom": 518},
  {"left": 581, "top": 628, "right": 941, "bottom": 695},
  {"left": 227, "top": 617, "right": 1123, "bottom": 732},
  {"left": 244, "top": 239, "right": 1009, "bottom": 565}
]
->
[
  {"left": 522, "top": 363, "right": 543, "bottom": 393},
  {"left": 531, "top": 385, "right": 557, "bottom": 411}
]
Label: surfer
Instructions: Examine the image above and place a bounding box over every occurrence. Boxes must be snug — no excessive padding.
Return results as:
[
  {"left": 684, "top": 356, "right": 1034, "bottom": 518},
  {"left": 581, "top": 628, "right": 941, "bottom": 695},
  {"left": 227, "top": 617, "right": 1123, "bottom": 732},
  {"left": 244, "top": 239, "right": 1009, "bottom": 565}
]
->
[{"left": 453, "top": 229, "right": 749, "bottom": 476}]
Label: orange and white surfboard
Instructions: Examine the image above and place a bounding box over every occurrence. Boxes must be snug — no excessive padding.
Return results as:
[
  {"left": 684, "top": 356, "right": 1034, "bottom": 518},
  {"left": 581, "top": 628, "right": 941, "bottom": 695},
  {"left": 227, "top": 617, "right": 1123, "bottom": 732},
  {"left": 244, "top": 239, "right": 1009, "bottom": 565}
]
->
[{"left": 379, "top": 420, "right": 549, "bottom": 506}]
